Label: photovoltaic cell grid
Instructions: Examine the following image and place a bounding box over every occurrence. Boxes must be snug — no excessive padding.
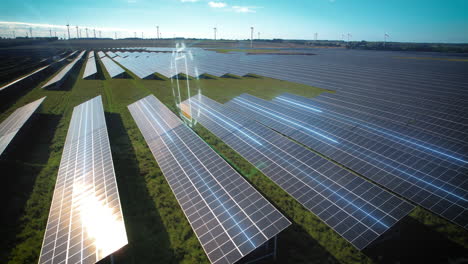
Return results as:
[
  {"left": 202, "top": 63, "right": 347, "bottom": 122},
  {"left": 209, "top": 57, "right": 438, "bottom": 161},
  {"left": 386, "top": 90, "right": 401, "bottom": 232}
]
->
[
  {"left": 100, "top": 57, "right": 125, "bottom": 78},
  {"left": 128, "top": 95, "right": 291, "bottom": 264},
  {"left": 42, "top": 51, "right": 86, "bottom": 88},
  {"left": 225, "top": 94, "right": 468, "bottom": 229},
  {"left": 0, "top": 97, "right": 46, "bottom": 156},
  {"left": 39, "top": 96, "right": 128, "bottom": 264},
  {"left": 182, "top": 95, "right": 414, "bottom": 250},
  {"left": 83, "top": 52, "right": 97, "bottom": 79}
]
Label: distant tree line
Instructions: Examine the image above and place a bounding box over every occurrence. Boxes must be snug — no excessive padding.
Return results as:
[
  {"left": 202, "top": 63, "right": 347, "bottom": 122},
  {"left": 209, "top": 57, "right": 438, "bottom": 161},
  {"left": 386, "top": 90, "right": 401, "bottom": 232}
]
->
[{"left": 346, "top": 40, "right": 468, "bottom": 53}]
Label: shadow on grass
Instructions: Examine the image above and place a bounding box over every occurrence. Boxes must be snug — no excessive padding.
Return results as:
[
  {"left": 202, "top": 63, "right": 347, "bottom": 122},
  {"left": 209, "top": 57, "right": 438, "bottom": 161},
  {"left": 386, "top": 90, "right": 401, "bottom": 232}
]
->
[
  {"left": 363, "top": 216, "right": 468, "bottom": 263},
  {"left": 102, "top": 112, "right": 174, "bottom": 263},
  {"left": 0, "top": 113, "right": 61, "bottom": 263}
]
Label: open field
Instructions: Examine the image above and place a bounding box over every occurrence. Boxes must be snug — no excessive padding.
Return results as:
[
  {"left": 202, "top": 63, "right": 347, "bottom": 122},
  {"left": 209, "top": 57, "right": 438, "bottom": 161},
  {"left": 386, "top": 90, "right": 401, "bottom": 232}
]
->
[{"left": 1, "top": 46, "right": 468, "bottom": 264}]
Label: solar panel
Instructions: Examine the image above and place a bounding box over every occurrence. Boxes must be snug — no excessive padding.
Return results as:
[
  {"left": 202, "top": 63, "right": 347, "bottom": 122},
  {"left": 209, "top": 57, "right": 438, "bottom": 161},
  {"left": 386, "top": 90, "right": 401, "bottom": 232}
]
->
[
  {"left": 225, "top": 94, "right": 468, "bottom": 229},
  {"left": 39, "top": 96, "right": 128, "bottom": 264},
  {"left": 42, "top": 51, "right": 86, "bottom": 88},
  {"left": 128, "top": 95, "right": 291, "bottom": 264},
  {"left": 83, "top": 53, "right": 97, "bottom": 79},
  {"left": 99, "top": 57, "right": 126, "bottom": 78},
  {"left": 182, "top": 95, "right": 414, "bottom": 250},
  {"left": 0, "top": 65, "right": 50, "bottom": 92},
  {"left": 0, "top": 97, "right": 46, "bottom": 156}
]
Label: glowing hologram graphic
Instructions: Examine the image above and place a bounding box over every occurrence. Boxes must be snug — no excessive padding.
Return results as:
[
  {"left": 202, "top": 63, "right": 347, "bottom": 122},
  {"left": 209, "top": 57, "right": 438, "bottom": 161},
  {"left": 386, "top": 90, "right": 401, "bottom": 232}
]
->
[
  {"left": 277, "top": 95, "right": 468, "bottom": 164},
  {"left": 234, "top": 97, "right": 339, "bottom": 143}
]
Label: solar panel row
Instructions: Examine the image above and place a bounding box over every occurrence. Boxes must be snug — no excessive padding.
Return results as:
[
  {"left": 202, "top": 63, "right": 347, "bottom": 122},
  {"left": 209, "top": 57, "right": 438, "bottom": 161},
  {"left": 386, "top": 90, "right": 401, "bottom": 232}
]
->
[
  {"left": 83, "top": 52, "right": 97, "bottom": 79},
  {"left": 182, "top": 95, "right": 414, "bottom": 250},
  {"left": 42, "top": 51, "right": 86, "bottom": 88},
  {"left": 225, "top": 94, "right": 468, "bottom": 229},
  {"left": 39, "top": 96, "right": 128, "bottom": 264},
  {"left": 0, "top": 97, "right": 46, "bottom": 156},
  {"left": 99, "top": 57, "right": 126, "bottom": 78},
  {"left": 128, "top": 95, "right": 291, "bottom": 264}
]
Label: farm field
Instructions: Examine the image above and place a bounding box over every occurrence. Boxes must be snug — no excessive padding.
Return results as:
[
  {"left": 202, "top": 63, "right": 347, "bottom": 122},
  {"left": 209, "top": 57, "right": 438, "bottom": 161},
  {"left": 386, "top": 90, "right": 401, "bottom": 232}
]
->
[{"left": 1, "top": 46, "right": 467, "bottom": 264}]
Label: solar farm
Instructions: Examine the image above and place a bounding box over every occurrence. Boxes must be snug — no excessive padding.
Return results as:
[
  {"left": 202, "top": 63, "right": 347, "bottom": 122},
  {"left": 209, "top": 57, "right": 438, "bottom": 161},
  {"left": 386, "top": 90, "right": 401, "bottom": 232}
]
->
[{"left": 1, "top": 42, "right": 467, "bottom": 264}]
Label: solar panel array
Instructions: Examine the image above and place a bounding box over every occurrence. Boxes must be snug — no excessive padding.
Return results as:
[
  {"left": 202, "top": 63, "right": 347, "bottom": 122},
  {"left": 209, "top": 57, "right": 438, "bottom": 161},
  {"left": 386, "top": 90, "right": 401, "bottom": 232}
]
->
[
  {"left": 99, "top": 56, "right": 126, "bottom": 78},
  {"left": 182, "top": 95, "right": 414, "bottom": 249},
  {"left": 0, "top": 97, "right": 46, "bottom": 156},
  {"left": 1, "top": 51, "right": 77, "bottom": 92},
  {"left": 42, "top": 51, "right": 86, "bottom": 88},
  {"left": 97, "top": 51, "right": 106, "bottom": 58},
  {"left": 225, "top": 94, "right": 468, "bottom": 229},
  {"left": 128, "top": 95, "right": 291, "bottom": 264},
  {"left": 39, "top": 96, "right": 128, "bottom": 264},
  {"left": 83, "top": 51, "right": 97, "bottom": 79}
]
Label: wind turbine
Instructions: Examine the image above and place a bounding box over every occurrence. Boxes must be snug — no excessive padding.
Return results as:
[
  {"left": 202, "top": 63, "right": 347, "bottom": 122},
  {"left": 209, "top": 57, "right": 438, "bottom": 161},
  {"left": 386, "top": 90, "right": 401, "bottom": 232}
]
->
[
  {"left": 347, "top": 33, "right": 352, "bottom": 42},
  {"left": 384, "top": 33, "right": 389, "bottom": 47},
  {"left": 93, "top": 28, "right": 96, "bottom": 38},
  {"left": 157, "top": 26, "right": 159, "bottom": 39},
  {"left": 66, "top": 24, "right": 71, "bottom": 39},
  {"left": 213, "top": 27, "right": 217, "bottom": 40},
  {"left": 49, "top": 29, "right": 52, "bottom": 37},
  {"left": 250, "top": 26, "right": 254, "bottom": 48},
  {"left": 29, "top": 27, "right": 33, "bottom": 38},
  {"left": 75, "top": 26, "right": 79, "bottom": 39},
  {"left": 85, "top": 28, "right": 88, "bottom": 38},
  {"left": 258, "top": 32, "right": 260, "bottom": 39}
]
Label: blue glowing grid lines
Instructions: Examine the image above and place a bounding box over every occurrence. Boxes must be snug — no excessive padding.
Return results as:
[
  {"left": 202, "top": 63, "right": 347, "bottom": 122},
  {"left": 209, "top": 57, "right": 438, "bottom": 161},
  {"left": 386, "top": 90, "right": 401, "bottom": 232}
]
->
[
  {"left": 39, "top": 96, "right": 128, "bottom": 264},
  {"left": 182, "top": 95, "right": 414, "bottom": 250},
  {"left": 127, "top": 95, "right": 290, "bottom": 264},
  {"left": 225, "top": 94, "right": 468, "bottom": 229},
  {"left": 0, "top": 97, "right": 46, "bottom": 156}
]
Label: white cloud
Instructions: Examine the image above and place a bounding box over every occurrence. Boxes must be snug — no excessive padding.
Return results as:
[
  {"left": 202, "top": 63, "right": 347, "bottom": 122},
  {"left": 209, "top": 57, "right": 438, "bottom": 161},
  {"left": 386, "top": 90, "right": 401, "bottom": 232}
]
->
[
  {"left": 232, "top": 6, "right": 257, "bottom": 13},
  {"left": 208, "top": 1, "right": 227, "bottom": 8}
]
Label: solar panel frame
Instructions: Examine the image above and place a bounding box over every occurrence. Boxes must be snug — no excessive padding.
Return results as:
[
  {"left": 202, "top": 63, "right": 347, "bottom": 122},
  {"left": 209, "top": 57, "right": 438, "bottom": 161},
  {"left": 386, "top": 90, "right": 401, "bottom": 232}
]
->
[
  {"left": 42, "top": 51, "right": 86, "bottom": 88},
  {"left": 38, "top": 95, "right": 128, "bottom": 264},
  {"left": 0, "top": 97, "right": 46, "bottom": 156},
  {"left": 182, "top": 95, "right": 414, "bottom": 250},
  {"left": 225, "top": 94, "right": 468, "bottom": 229},
  {"left": 127, "top": 95, "right": 291, "bottom": 264}
]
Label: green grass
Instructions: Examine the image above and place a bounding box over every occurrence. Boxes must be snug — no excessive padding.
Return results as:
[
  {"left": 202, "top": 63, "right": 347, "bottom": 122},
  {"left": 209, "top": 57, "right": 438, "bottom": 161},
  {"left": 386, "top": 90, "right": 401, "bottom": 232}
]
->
[{"left": 2, "top": 58, "right": 467, "bottom": 264}]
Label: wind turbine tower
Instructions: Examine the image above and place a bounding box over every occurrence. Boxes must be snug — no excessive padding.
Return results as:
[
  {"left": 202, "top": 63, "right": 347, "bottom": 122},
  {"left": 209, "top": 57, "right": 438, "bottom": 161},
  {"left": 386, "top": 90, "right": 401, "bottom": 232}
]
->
[
  {"left": 258, "top": 32, "right": 260, "bottom": 39},
  {"left": 66, "top": 24, "right": 70, "bottom": 39},
  {"left": 75, "top": 26, "right": 79, "bottom": 39},
  {"left": 157, "top": 26, "right": 159, "bottom": 39},
  {"left": 384, "top": 33, "right": 389, "bottom": 47},
  {"left": 347, "top": 33, "right": 352, "bottom": 42},
  {"left": 93, "top": 28, "right": 96, "bottom": 38},
  {"left": 29, "top": 27, "right": 33, "bottom": 38},
  {"left": 250, "top": 26, "right": 254, "bottom": 48},
  {"left": 85, "top": 28, "right": 88, "bottom": 38},
  {"left": 214, "top": 27, "right": 217, "bottom": 40},
  {"left": 99, "top": 31, "right": 102, "bottom": 38}
]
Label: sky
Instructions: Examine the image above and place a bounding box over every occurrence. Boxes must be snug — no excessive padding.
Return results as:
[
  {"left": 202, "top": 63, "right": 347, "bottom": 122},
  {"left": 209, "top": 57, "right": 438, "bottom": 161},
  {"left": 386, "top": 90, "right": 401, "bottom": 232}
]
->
[{"left": 0, "top": 0, "right": 467, "bottom": 43}]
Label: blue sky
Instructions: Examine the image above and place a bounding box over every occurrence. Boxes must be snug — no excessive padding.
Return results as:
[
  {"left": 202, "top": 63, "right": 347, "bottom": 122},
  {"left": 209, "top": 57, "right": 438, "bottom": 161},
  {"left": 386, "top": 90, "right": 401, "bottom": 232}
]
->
[{"left": 1, "top": 0, "right": 467, "bottom": 42}]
